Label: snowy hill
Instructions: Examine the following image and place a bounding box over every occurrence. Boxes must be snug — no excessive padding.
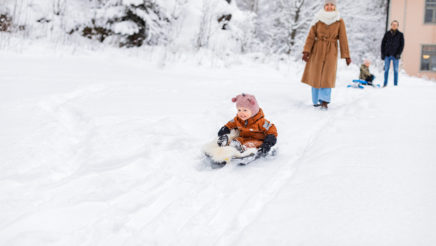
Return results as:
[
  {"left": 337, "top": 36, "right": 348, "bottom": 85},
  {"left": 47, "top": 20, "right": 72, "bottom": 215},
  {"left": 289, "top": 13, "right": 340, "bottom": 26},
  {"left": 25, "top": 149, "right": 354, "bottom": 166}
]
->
[{"left": 1, "top": 49, "right": 435, "bottom": 245}]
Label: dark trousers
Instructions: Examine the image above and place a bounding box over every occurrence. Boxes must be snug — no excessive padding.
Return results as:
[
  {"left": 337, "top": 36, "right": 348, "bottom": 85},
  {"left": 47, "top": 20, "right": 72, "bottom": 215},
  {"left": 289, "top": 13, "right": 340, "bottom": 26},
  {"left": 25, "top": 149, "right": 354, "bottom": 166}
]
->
[
  {"left": 364, "top": 74, "right": 375, "bottom": 85},
  {"left": 384, "top": 56, "right": 399, "bottom": 86}
]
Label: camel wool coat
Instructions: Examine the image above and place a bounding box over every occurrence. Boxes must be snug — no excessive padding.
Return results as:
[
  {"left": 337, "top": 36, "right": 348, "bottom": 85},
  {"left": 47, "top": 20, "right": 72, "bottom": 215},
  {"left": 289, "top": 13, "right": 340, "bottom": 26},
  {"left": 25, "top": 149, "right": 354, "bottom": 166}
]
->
[{"left": 301, "top": 19, "right": 350, "bottom": 88}]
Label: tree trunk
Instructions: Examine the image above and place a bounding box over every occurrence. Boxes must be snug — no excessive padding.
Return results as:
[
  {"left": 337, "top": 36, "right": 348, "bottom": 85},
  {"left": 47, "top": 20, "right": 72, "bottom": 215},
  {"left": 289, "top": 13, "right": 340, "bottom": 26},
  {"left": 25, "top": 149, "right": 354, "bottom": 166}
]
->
[{"left": 288, "top": 0, "right": 304, "bottom": 54}]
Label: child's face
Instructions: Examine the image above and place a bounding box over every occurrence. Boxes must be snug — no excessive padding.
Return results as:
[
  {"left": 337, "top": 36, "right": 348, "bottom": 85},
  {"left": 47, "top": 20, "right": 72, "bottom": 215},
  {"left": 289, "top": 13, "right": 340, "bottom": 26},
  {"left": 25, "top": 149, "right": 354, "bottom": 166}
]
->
[
  {"left": 237, "top": 107, "right": 252, "bottom": 121},
  {"left": 364, "top": 61, "right": 371, "bottom": 67}
]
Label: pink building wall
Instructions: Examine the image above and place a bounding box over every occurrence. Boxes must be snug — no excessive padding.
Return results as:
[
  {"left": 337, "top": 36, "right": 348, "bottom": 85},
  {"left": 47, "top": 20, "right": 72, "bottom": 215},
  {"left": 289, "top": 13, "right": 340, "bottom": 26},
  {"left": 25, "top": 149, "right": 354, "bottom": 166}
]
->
[{"left": 389, "top": 0, "right": 436, "bottom": 80}]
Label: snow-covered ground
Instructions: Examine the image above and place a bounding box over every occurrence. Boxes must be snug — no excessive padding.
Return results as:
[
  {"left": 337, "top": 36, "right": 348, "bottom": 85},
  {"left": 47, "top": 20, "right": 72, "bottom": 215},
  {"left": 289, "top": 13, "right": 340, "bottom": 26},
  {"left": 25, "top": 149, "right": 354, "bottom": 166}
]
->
[{"left": 1, "top": 50, "right": 436, "bottom": 246}]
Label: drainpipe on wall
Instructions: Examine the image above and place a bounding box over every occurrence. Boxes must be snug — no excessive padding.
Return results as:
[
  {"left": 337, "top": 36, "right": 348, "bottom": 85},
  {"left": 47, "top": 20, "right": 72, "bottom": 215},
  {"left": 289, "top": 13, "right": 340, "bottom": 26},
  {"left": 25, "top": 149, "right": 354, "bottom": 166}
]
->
[
  {"left": 386, "top": 0, "right": 391, "bottom": 31},
  {"left": 402, "top": 0, "right": 407, "bottom": 34}
]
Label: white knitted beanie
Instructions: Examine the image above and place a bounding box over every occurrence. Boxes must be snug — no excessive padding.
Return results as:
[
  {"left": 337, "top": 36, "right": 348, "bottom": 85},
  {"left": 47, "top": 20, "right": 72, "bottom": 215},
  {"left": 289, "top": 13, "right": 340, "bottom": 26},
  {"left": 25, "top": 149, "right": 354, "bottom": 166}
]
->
[{"left": 325, "top": 0, "right": 337, "bottom": 5}]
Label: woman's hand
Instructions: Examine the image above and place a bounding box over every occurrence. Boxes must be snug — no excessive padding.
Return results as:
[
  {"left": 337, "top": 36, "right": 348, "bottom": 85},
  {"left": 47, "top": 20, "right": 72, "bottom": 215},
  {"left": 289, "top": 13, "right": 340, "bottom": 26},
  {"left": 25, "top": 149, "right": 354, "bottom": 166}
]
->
[
  {"left": 302, "top": 52, "right": 310, "bottom": 62},
  {"left": 345, "top": 58, "right": 352, "bottom": 66}
]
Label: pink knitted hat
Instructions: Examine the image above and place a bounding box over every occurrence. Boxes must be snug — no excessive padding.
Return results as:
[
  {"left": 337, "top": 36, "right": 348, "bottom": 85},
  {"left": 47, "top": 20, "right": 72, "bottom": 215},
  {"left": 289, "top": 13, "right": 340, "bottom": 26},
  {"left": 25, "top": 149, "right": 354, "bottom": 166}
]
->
[{"left": 231, "top": 93, "right": 260, "bottom": 116}]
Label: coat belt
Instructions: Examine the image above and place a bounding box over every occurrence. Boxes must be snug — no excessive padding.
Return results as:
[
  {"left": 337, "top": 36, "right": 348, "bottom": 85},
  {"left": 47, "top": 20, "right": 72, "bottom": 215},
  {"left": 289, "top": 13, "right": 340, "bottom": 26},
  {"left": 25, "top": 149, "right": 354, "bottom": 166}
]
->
[
  {"left": 315, "top": 37, "right": 337, "bottom": 42},
  {"left": 315, "top": 37, "right": 338, "bottom": 62}
]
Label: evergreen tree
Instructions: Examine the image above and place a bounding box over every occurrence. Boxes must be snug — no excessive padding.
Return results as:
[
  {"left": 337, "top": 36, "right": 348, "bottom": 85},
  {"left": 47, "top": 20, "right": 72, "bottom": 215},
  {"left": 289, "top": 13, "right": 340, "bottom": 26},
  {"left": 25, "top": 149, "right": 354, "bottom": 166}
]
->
[{"left": 84, "top": 0, "right": 170, "bottom": 47}]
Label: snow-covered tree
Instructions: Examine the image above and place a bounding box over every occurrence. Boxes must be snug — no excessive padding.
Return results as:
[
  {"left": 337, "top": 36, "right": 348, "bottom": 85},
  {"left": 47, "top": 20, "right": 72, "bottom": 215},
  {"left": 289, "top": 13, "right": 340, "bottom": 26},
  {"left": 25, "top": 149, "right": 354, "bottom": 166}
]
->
[
  {"left": 269, "top": 0, "right": 322, "bottom": 55},
  {"left": 234, "top": 0, "right": 387, "bottom": 62},
  {"left": 81, "top": 0, "right": 170, "bottom": 47},
  {"left": 236, "top": 0, "right": 259, "bottom": 13},
  {"left": 338, "top": 0, "right": 387, "bottom": 65},
  {"left": 0, "top": 0, "right": 388, "bottom": 64},
  {"left": 193, "top": 0, "right": 255, "bottom": 53}
]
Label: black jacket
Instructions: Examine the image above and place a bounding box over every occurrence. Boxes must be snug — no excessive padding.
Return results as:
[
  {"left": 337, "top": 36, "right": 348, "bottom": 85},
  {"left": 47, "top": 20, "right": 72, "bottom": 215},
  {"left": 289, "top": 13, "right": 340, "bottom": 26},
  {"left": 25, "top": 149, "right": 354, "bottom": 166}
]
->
[{"left": 381, "top": 30, "right": 404, "bottom": 59}]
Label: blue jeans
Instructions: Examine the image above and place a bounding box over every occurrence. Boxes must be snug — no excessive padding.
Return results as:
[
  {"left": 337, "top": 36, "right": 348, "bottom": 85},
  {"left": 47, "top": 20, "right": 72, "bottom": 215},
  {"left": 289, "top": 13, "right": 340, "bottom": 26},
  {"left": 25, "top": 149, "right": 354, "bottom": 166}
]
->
[
  {"left": 384, "top": 56, "right": 399, "bottom": 86},
  {"left": 312, "top": 87, "right": 331, "bottom": 105}
]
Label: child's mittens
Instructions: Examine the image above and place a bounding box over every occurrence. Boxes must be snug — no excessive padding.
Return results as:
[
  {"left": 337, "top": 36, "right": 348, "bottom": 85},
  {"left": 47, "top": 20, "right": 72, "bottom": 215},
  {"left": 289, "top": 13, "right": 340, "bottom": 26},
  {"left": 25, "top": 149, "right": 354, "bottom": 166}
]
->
[
  {"left": 259, "top": 134, "right": 277, "bottom": 155},
  {"left": 218, "top": 126, "right": 230, "bottom": 136}
]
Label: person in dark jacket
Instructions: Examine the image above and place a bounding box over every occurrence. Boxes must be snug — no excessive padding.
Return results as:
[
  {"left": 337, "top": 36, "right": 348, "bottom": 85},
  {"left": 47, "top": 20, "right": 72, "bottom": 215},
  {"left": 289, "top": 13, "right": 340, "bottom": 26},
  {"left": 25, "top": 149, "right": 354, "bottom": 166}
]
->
[{"left": 381, "top": 20, "right": 404, "bottom": 87}]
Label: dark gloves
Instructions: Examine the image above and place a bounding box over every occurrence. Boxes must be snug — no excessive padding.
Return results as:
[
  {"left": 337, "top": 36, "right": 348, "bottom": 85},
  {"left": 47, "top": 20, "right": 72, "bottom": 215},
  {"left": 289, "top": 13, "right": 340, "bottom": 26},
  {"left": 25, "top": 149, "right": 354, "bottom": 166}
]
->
[
  {"left": 218, "top": 126, "right": 230, "bottom": 136},
  {"left": 395, "top": 54, "right": 401, "bottom": 60},
  {"left": 258, "top": 134, "right": 277, "bottom": 155},
  {"left": 345, "top": 58, "right": 352, "bottom": 66},
  {"left": 381, "top": 55, "right": 385, "bottom": 61},
  {"left": 302, "top": 52, "right": 310, "bottom": 62}
]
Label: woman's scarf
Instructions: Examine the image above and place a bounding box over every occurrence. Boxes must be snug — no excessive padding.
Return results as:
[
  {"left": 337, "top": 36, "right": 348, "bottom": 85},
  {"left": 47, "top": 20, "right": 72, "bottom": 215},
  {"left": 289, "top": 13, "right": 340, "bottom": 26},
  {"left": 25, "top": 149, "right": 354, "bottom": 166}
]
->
[{"left": 311, "top": 9, "right": 341, "bottom": 26}]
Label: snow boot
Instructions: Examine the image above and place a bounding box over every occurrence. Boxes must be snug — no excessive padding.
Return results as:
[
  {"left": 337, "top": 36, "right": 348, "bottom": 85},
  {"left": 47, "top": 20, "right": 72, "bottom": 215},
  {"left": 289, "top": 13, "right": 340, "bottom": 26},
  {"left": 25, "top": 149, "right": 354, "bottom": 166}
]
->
[
  {"left": 230, "top": 140, "right": 245, "bottom": 153},
  {"left": 320, "top": 101, "right": 328, "bottom": 110},
  {"left": 217, "top": 134, "right": 229, "bottom": 147}
]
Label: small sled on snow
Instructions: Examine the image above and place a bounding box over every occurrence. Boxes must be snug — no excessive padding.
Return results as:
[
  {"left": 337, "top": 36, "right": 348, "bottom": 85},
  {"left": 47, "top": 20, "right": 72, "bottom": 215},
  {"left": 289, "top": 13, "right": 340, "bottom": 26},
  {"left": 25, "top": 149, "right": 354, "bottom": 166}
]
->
[
  {"left": 347, "top": 79, "right": 381, "bottom": 89},
  {"left": 202, "top": 130, "right": 277, "bottom": 168}
]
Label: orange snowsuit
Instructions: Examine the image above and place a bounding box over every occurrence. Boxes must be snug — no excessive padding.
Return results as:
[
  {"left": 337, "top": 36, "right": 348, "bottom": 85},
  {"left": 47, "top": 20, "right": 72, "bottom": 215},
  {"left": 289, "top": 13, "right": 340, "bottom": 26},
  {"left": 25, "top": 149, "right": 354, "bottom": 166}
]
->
[{"left": 225, "top": 108, "right": 278, "bottom": 148}]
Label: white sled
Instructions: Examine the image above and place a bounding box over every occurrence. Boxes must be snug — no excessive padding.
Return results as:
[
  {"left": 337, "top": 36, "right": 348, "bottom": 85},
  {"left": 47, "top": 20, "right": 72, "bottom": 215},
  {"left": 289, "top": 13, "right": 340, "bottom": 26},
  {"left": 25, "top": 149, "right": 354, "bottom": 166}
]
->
[{"left": 202, "top": 130, "right": 276, "bottom": 167}]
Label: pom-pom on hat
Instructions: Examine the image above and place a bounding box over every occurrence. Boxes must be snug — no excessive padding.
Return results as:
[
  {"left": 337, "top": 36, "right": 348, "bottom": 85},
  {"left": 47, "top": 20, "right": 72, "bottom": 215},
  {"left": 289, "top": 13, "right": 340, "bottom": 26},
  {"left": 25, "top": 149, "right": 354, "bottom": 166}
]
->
[
  {"left": 325, "top": 0, "right": 337, "bottom": 5},
  {"left": 232, "top": 93, "right": 260, "bottom": 116}
]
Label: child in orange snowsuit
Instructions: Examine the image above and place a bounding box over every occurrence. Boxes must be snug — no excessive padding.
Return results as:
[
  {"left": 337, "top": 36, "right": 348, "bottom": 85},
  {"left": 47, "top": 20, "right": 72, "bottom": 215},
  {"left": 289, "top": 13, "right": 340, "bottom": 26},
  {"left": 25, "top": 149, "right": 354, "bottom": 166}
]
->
[{"left": 217, "top": 93, "right": 278, "bottom": 154}]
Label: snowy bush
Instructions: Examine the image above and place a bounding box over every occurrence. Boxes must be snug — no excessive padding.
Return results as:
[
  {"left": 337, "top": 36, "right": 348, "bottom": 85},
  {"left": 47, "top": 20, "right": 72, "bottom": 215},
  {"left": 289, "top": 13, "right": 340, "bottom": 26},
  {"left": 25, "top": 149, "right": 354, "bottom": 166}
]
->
[
  {"left": 194, "top": 0, "right": 256, "bottom": 53},
  {"left": 0, "top": 14, "right": 13, "bottom": 32},
  {"left": 0, "top": 2, "right": 26, "bottom": 33},
  {"left": 78, "top": 0, "right": 171, "bottom": 47}
]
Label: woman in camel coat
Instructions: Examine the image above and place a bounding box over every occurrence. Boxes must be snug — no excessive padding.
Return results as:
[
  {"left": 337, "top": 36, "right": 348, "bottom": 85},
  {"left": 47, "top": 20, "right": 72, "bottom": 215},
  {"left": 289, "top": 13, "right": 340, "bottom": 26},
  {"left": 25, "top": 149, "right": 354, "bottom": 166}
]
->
[{"left": 301, "top": 0, "right": 351, "bottom": 110}]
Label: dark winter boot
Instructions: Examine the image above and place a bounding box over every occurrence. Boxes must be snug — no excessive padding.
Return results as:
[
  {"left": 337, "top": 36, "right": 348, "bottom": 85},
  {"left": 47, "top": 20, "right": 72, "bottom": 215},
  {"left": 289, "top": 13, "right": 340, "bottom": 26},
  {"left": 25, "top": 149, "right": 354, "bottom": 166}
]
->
[{"left": 320, "top": 101, "right": 328, "bottom": 110}]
